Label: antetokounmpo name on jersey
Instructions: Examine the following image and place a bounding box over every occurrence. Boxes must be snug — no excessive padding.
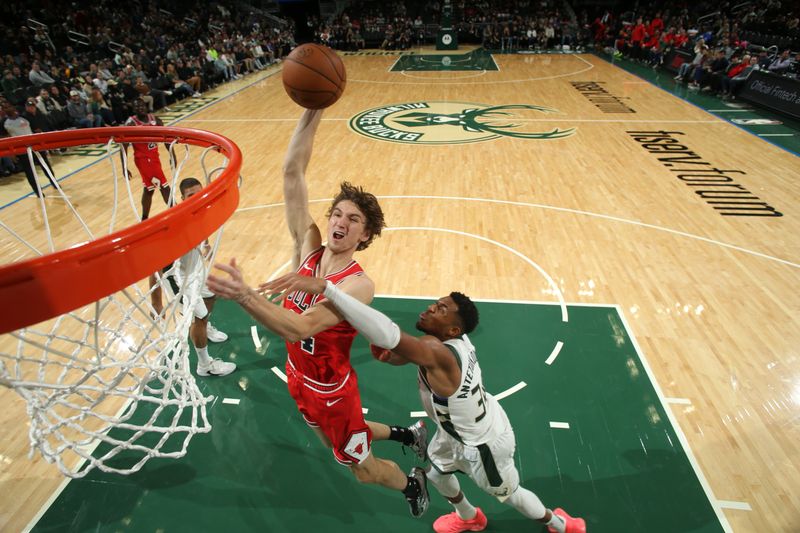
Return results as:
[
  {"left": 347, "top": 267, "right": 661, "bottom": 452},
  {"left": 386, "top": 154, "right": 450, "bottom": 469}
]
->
[{"left": 457, "top": 349, "right": 478, "bottom": 399}]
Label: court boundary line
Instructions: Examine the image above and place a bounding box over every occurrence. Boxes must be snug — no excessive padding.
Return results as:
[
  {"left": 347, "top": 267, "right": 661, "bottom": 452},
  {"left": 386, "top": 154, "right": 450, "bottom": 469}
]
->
[
  {"left": 13, "top": 57, "right": 757, "bottom": 531},
  {"left": 387, "top": 55, "right": 402, "bottom": 72},
  {"left": 616, "top": 305, "right": 734, "bottom": 531},
  {"left": 665, "top": 397, "right": 693, "bottom": 405},
  {"left": 718, "top": 500, "right": 753, "bottom": 511},
  {"left": 236, "top": 195, "right": 799, "bottom": 269},
  {"left": 384, "top": 225, "right": 568, "bottom": 365},
  {"left": 376, "top": 293, "right": 617, "bottom": 306},
  {"left": 261, "top": 228, "right": 569, "bottom": 365},
  {"left": 181, "top": 117, "right": 724, "bottom": 124},
  {"left": 384, "top": 226, "right": 568, "bottom": 322},
  {"left": 258, "top": 283, "right": 740, "bottom": 527},
  {"left": 22, "top": 476, "right": 71, "bottom": 533},
  {"left": 592, "top": 53, "right": 800, "bottom": 158},
  {"left": 22, "top": 295, "right": 732, "bottom": 532},
  {"left": 349, "top": 53, "right": 594, "bottom": 85},
  {"left": 378, "top": 294, "right": 733, "bottom": 528},
  {"left": 400, "top": 69, "right": 488, "bottom": 79},
  {"left": 21, "top": 392, "right": 151, "bottom": 532}
]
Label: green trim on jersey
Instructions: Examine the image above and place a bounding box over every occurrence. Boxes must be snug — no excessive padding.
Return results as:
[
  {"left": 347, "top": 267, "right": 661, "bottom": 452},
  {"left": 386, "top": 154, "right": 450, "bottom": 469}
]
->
[
  {"left": 437, "top": 408, "right": 465, "bottom": 444},
  {"left": 444, "top": 342, "right": 463, "bottom": 371}
]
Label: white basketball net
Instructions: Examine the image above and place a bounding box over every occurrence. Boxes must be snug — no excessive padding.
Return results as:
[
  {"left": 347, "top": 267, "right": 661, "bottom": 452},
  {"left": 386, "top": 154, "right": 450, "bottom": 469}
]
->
[{"left": 0, "top": 135, "right": 233, "bottom": 477}]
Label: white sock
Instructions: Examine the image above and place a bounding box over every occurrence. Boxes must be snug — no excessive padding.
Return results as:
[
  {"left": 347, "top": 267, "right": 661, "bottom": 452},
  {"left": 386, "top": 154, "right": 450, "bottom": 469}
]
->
[
  {"left": 506, "top": 487, "right": 548, "bottom": 522},
  {"left": 427, "top": 469, "right": 476, "bottom": 520},
  {"left": 545, "top": 511, "right": 566, "bottom": 533},
  {"left": 452, "top": 496, "right": 477, "bottom": 520},
  {"left": 196, "top": 346, "right": 211, "bottom": 366}
]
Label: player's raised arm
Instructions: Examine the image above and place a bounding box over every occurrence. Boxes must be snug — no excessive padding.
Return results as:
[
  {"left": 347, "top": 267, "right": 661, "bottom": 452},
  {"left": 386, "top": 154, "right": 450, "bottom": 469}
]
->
[{"left": 283, "top": 109, "right": 323, "bottom": 269}]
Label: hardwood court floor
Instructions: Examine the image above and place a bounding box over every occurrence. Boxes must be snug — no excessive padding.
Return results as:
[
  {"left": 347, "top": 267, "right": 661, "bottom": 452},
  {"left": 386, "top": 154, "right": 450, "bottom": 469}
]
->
[{"left": 1, "top": 50, "right": 798, "bottom": 532}]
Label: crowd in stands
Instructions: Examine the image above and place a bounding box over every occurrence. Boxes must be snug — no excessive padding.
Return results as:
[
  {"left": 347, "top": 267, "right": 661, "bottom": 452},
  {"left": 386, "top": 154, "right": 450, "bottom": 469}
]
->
[
  {"left": 305, "top": 0, "right": 797, "bottom": 81},
  {"left": 307, "top": 1, "right": 433, "bottom": 51},
  {"left": 1, "top": 0, "right": 294, "bottom": 178},
  {"left": 454, "top": 0, "right": 583, "bottom": 51},
  {"left": 582, "top": 0, "right": 798, "bottom": 98},
  {"left": 307, "top": 0, "right": 577, "bottom": 51},
  {"left": 2, "top": 0, "right": 798, "bottom": 182}
]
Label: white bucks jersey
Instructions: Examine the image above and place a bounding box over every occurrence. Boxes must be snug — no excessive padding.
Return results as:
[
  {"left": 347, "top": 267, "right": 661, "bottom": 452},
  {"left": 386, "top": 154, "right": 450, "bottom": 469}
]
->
[
  {"left": 165, "top": 242, "right": 209, "bottom": 283},
  {"left": 161, "top": 246, "right": 203, "bottom": 295},
  {"left": 418, "top": 334, "right": 504, "bottom": 446}
]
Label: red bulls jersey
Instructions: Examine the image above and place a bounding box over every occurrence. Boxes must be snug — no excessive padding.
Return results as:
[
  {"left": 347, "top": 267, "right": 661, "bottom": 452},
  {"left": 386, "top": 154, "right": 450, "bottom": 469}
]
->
[
  {"left": 283, "top": 247, "right": 364, "bottom": 386},
  {"left": 125, "top": 114, "right": 159, "bottom": 159}
]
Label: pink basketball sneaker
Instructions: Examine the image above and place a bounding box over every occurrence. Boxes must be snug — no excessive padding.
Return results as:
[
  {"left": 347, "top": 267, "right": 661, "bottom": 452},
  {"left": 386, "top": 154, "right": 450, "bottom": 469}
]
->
[
  {"left": 548, "top": 508, "right": 587, "bottom": 533},
  {"left": 433, "top": 507, "right": 488, "bottom": 533}
]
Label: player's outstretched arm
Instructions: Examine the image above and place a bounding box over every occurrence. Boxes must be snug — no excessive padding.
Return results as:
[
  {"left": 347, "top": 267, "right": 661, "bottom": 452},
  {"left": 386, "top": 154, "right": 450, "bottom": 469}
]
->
[
  {"left": 369, "top": 344, "right": 410, "bottom": 366},
  {"left": 283, "top": 109, "right": 323, "bottom": 269},
  {"left": 208, "top": 258, "right": 361, "bottom": 342},
  {"left": 262, "top": 273, "right": 448, "bottom": 369}
]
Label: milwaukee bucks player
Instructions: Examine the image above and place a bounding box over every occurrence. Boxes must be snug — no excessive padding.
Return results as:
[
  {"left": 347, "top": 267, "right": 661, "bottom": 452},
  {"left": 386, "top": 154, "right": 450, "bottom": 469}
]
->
[{"left": 258, "top": 273, "right": 587, "bottom": 533}]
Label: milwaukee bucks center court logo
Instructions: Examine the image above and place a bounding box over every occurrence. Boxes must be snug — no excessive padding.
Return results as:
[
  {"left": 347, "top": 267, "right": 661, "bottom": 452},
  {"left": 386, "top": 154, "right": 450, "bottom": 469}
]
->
[{"left": 349, "top": 101, "right": 575, "bottom": 144}]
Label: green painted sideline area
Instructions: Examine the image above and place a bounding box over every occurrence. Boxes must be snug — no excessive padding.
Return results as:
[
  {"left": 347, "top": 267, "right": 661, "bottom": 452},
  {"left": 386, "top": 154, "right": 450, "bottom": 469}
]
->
[
  {"left": 32, "top": 298, "right": 723, "bottom": 532},
  {"left": 391, "top": 48, "right": 498, "bottom": 71}
]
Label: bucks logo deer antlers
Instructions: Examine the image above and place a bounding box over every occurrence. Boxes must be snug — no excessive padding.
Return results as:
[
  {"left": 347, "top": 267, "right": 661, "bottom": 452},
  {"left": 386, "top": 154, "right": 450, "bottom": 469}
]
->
[{"left": 350, "top": 102, "right": 575, "bottom": 144}]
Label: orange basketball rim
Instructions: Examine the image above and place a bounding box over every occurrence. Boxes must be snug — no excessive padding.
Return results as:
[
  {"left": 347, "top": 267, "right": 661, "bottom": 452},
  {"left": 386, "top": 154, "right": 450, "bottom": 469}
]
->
[{"left": 0, "top": 126, "right": 241, "bottom": 334}]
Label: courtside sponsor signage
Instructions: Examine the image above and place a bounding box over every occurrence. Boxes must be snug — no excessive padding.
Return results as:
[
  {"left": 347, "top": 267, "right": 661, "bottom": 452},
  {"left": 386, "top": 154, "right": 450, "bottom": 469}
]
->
[
  {"left": 570, "top": 81, "right": 636, "bottom": 113},
  {"left": 627, "top": 130, "right": 782, "bottom": 217}
]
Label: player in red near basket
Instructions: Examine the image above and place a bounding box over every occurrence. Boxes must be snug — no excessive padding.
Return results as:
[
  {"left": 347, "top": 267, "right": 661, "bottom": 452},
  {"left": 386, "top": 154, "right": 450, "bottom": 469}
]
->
[
  {"left": 207, "top": 109, "right": 430, "bottom": 518},
  {"left": 120, "top": 98, "right": 172, "bottom": 220}
]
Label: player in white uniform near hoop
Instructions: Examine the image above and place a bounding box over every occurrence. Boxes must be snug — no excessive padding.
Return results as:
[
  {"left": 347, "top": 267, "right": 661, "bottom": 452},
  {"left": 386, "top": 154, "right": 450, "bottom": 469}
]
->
[
  {"left": 258, "top": 273, "right": 587, "bottom": 533},
  {"left": 158, "top": 177, "right": 234, "bottom": 377}
]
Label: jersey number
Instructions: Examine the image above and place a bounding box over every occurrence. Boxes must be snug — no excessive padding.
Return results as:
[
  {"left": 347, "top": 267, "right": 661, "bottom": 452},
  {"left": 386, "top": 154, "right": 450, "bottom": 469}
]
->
[
  {"left": 300, "top": 336, "right": 315, "bottom": 355},
  {"left": 471, "top": 383, "right": 487, "bottom": 423}
]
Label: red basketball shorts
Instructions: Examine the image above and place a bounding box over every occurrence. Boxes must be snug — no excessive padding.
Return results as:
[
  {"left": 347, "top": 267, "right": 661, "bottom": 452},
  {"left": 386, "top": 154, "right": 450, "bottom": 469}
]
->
[
  {"left": 134, "top": 156, "right": 167, "bottom": 190},
  {"left": 286, "top": 364, "right": 372, "bottom": 466}
]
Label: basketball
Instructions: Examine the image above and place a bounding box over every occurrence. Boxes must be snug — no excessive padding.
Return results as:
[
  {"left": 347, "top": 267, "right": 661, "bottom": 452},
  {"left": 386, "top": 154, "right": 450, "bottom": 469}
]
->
[{"left": 282, "top": 44, "right": 347, "bottom": 109}]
